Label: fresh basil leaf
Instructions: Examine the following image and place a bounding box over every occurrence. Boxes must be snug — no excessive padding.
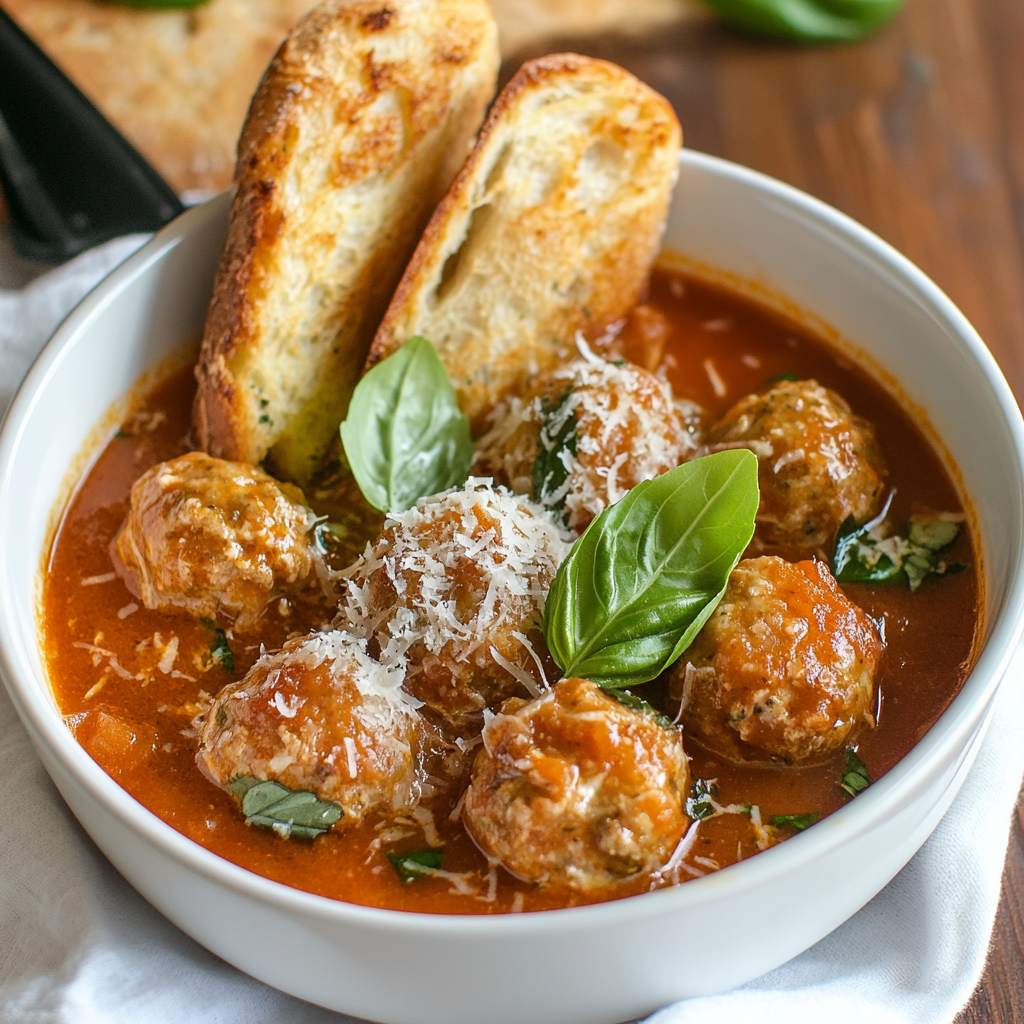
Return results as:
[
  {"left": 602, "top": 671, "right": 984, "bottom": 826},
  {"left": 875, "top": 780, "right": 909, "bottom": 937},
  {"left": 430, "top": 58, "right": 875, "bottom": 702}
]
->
[
  {"left": 543, "top": 450, "right": 759, "bottom": 687},
  {"left": 700, "top": 0, "right": 904, "bottom": 43},
  {"left": 766, "top": 370, "right": 797, "bottom": 384},
  {"left": 210, "top": 628, "right": 234, "bottom": 672},
  {"left": 109, "top": 0, "right": 209, "bottom": 7},
  {"left": 226, "top": 777, "right": 342, "bottom": 839},
  {"left": 771, "top": 813, "right": 818, "bottom": 831},
  {"left": 387, "top": 849, "right": 444, "bottom": 883},
  {"left": 606, "top": 688, "right": 674, "bottom": 728},
  {"left": 839, "top": 749, "right": 871, "bottom": 799},
  {"left": 532, "top": 389, "right": 578, "bottom": 512},
  {"left": 340, "top": 336, "right": 472, "bottom": 513}
]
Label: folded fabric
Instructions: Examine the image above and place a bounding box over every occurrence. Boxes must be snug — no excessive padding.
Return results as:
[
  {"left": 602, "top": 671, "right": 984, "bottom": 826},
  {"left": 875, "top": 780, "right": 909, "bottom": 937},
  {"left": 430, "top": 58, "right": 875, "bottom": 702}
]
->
[{"left": 0, "top": 234, "right": 1020, "bottom": 1023}]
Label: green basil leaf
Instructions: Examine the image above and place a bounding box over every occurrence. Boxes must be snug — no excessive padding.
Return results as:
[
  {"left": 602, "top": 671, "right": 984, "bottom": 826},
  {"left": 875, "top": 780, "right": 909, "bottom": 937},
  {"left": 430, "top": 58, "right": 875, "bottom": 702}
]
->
[
  {"left": 606, "top": 688, "right": 674, "bottom": 728},
  {"left": 839, "top": 749, "right": 871, "bottom": 799},
  {"left": 532, "top": 388, "right": 578, "bottom": 513},
  {"left": 340, "top": 336, "right": 472, "bottom": 513},
  {"left": 907, "top": 518, "right": 959, "bottom": 551},
  {"left": 686, "top": 778, "right": 720, "bottom": 820},
  {"left": 771, "top": 813, "right": 818, "bottom": 831},
  {"left": 387, "top": 849, "right": 444, "bottom": 883},
  {"left": 210, "top": 628, "right": 234, "bottom": 672},
  {"left": 543, "top": 450, "right": 759, "bottom": 687},
  {"left": 766, "top": 370, "right": 797, "bottom": 384},
  {"left": 700, "top": 0, "right": 904, "bottom": 43},
  {"left": 109, "top": 0, "right": 209, "bottom": 7},
  {"left": 226, "top": 777, "right": 341, "bottom": 839}
]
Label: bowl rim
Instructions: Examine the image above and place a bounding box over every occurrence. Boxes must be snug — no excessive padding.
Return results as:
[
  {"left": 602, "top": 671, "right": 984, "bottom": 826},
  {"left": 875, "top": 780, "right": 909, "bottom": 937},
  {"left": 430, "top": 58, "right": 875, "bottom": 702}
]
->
[{"left": 2, "top": 148, "right": 1023, "bottom": 938}]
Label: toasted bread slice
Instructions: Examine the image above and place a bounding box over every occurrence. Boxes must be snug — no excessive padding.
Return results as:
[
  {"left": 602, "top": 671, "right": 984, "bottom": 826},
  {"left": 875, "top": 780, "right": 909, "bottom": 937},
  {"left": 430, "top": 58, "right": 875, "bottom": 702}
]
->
[
  {"left": 193, "top": 0, "right": 499, "bottom": 483},
  {"left": 367, "top": 53, "right": 682, "bottom": 434}
]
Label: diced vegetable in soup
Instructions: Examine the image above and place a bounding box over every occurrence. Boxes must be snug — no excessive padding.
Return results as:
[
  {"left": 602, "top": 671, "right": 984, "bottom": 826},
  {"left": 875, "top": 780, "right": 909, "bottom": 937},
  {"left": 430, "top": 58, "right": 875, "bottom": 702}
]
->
[{"left": 42, "top": 269, "right": 980, "bottom": 914}]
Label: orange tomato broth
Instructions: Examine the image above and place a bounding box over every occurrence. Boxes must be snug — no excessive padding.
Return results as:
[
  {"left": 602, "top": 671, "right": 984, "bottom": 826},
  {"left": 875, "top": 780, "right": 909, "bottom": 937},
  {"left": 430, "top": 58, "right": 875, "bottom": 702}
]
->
[{"left": 41, "top": 268, "right": 980, "bottom": 914}]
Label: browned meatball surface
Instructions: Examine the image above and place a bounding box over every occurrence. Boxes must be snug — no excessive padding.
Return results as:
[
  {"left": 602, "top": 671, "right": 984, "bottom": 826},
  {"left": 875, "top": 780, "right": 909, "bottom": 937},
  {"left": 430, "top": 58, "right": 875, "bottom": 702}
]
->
[
  {"left": 700, "top": 379, "right": 886, "bottom": 559},
  {"left": 672, "top": 556, "right": 882, "bottom": 765},
  {"left": 463, "top": 678, "right": 690, "bottom": 890},
  {"left": 196, "top": 632, "right": 429, "bottom": 823},
  {"left": 337, "top": 480, "right": 571, "bottom": 724},
  {"left": 114, "top": 452, "right": 321, "bottom": 627},
  {"left": 473, "top": 344, "right": 694, "bottom": 533}
]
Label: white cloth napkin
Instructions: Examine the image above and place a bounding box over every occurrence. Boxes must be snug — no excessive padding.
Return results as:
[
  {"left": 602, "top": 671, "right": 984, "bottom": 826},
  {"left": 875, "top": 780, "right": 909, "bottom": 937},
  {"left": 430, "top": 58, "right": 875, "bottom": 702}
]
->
[{"left": 1, "top": 236, "right": 1021, "bottom": 1024}]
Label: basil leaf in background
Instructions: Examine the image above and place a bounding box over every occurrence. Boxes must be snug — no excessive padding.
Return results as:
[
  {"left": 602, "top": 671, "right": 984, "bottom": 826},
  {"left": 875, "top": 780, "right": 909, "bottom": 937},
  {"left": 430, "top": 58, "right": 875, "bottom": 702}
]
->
[
  {"left": 210, "top": 628, "right": 234, "bottom": 672},
  {"left": 607, "top": 689, "right": 674, "bottom": 728},
  {"left": 226, "top": 777, "right": 342, "bottom": 839},
  {"left": 387, "top": 849, "right": 444, "bottom": 883},
  {"left": 340, "top": 336, "right": 472, "bottom": 513},
  {"left": 699, "top": 0, "right": 904, "bottom": 43},
  {"left": 543, "top": 450, "right": 759, "bottom": 687},
  {"left": 532, "top": 389, "right": 578, "bottom": 513},
  {"left": 765, "top": 370, "right": 797, "bottom": 384},
  {"left": 771, "top": 813, "right": 818, "bottom": 831},
  {"left": 839, "top": 750, "right": 871, "bottom": 798},
  {"left": 110, "top": 0, "right": 209, "bottom": 7}
]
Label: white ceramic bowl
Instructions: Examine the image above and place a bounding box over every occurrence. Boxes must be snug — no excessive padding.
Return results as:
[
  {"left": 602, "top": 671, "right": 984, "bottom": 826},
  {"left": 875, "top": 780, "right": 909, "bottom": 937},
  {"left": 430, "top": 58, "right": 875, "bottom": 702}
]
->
[{"left": 2, "top": 151, "right": 1023, "bottom": 1024}]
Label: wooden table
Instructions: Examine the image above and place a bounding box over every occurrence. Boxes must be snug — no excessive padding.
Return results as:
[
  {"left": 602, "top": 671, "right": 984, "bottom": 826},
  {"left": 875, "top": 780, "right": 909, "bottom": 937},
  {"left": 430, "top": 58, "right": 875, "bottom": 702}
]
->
[{"left": 507, "top": 0, "right": 1024, "bottom": 1017}]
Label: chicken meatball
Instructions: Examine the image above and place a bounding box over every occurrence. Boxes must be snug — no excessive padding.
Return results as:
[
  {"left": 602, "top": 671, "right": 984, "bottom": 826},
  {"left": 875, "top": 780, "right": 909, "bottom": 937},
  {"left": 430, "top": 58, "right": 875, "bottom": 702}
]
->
[
  {"left": 700, "top": 379, "right": 886, "bottom": 559},
  {"left": 337, "top": 479, "right": 571, "bottom": 723},
  {"left": 473, "top": 343, "right": 693, "bottom": 533},
  {"left": 197, "top": 632, "right": 428, "bottom": 822},
  {"left": 114, "top": 452, "right": 321, "bottom": 627},
  {"left": 672, "top": 556, "right": 882, "bottom": 765},
  {"left": 463, "top": 678, "right": 690, "bottom": 890}
]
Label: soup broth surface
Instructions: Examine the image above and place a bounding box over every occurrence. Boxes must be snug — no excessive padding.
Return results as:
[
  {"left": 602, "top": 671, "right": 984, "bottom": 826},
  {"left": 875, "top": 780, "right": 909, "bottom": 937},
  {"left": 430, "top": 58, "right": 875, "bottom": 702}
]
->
[{"left": 42, "top": 268, "right": 980, "bottom": 914}]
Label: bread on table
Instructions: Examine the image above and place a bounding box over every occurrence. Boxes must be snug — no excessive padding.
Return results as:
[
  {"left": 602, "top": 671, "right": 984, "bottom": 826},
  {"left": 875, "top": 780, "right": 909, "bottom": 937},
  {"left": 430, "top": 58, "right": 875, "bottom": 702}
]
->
[
  {"left": 368, "top": 53, "right": 682, "bottom": 434},
  {"left": 192, "top": 0, "right": 499, "bottom": 483}
]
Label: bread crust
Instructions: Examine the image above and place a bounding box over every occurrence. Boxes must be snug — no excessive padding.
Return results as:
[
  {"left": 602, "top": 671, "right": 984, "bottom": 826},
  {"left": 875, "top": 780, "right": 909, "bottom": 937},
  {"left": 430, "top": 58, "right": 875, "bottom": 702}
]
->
[
  {"left": 193, "top": 0, "right": 498, "bottom": 482},
  {"left": 368, "top": 53, "right": 682, "bottom": 434}
]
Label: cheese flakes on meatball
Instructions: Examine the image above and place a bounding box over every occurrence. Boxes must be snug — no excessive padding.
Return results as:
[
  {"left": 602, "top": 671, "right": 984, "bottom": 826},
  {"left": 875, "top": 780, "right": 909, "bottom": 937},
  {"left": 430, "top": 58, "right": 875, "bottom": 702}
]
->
[
  {"left": 473, "top": 340, "right": 694, "bottom": 532},
  {"left": 337, "top": 479, "right": 571, "bottom": 723},
  {"left": 114, "top": 452, "right": 322, "bottom": 627},
  {"left": 463, "top": 677, "right": 691, "bottom": 890},
  {"left": 197, "top": 631, "right": 429, "bottom": 823},
  {"left": 672, "top": 556, "right": 882, "bottom": 765}
]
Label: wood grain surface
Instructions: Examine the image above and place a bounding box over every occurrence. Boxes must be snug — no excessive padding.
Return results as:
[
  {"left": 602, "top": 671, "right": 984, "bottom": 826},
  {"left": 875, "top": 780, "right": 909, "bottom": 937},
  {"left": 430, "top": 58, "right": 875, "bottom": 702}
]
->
[{"left": 506, "top": 0, "right": 1024, "bottom": 1017}]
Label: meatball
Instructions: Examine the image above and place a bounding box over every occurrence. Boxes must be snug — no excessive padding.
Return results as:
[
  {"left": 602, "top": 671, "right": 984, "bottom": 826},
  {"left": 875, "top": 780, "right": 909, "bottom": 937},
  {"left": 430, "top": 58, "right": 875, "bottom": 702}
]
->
[
  {"left": 473, "top": 343, "right": 693, "bottom": 533},
  {"left": 463, "top": 678, "right": 690, "bottom": 890},
  {"left": 337, "top": 479, "right": 571, "bottom": 724},
  {"left": 197, "top": 631, "right": 428, "bottom": 822},
  {"left": 672, "top": 556, "right": 882, "bottom": 765},
  {"left": 114, "top": 452, "right": 321, "bottom": 627},
  {"left": 700, "top": 379, "right": 886, "bottom": 559}
]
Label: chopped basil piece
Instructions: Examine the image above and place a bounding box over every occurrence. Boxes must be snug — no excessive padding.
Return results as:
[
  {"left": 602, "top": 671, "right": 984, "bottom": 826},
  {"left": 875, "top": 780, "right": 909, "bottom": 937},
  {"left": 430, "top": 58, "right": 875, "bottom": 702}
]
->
[
  {"left": 226, "top": 777, "right": 342, "bottom": 839},
  {"left": 766, "top": 370, "right": 797, "bottom": 383},
  {"left": 532, "top": 388, "right": 578, "bottom": 514},
  {"left": 832, "top": 495, "right": 965, "bottom": 592},
  {"left": 771, "top": 813, "right": 818, "bottom": 831},
  {"left": 839, "top": 749, "right": 871, "bottom": 799},
  {"left": 606, "top": 688, "right": 674, "bottom": 728},
  {"left": 387, "top": 849, "right": 444, "bottom": 883},
  {"left": 687, "top": 778, "right": 719, "bottom": 820},
  {"left": 210, "top": 628, "right": 234, "bottom": 672}
]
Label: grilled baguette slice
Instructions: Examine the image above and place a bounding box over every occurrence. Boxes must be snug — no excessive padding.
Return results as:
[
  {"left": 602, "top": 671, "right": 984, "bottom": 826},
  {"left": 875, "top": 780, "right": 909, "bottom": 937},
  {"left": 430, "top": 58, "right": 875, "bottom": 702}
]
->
[
  {"left": 367, "top": 53, "right": 682, "bottom": 434},
  {"left": 193, "top": 0, "right": 499, "bottom": 483}
]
